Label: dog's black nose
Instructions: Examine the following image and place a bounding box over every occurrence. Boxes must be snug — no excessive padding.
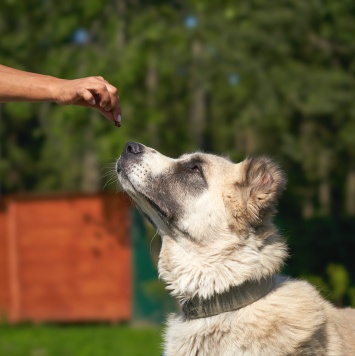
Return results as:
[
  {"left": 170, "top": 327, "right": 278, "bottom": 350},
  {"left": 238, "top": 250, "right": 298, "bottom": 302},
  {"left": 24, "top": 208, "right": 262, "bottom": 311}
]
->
[{"left": 124, "top": 141, "right": 144, "bottom": 155}]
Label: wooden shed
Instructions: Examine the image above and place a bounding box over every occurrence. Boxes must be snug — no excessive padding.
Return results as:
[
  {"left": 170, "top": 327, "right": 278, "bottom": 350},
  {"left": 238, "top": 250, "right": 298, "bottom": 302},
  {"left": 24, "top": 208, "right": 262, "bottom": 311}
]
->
[{"left": 0, "top": 193, "right": 132, "bottom": 323}]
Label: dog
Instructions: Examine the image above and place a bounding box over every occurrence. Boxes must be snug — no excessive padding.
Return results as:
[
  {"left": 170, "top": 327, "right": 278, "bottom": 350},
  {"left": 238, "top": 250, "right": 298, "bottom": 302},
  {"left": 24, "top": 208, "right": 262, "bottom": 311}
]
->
[{"left": 116, "top": 141, "right": 355, "bottom": 356}]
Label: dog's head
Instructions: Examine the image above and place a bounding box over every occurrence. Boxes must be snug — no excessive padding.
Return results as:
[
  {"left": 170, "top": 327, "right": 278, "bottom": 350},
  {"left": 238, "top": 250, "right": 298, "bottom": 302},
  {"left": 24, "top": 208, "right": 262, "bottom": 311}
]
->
[
  {"left": 117, "top": 142, "right": 287, "bottom": 298},
  {"left": 117, "top": 141, "right": 285, "bottom": 241}
]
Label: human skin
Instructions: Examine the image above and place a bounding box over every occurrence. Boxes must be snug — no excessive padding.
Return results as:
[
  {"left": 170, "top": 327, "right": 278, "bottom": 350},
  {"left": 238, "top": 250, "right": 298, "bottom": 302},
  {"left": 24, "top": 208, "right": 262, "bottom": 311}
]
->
[{"left": 0, "top": 64, "right": 121, "bottom": 126}]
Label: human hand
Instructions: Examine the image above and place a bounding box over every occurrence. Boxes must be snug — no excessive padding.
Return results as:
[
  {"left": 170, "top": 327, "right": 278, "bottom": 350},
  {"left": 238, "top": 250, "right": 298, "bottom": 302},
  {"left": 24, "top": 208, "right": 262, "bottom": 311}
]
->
[{"left": 51, "top": 76, "right": 121, "bottom": 126}]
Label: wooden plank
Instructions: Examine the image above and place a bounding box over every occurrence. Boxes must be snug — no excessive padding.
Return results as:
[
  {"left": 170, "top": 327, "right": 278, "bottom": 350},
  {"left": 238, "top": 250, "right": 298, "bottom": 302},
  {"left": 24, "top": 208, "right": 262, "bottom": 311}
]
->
[
  {"left": 7, "top": 201, "right": 21, "bottom": 323},
  {"left": 0, "top": 209, "right": 9, "bottom": 314}
]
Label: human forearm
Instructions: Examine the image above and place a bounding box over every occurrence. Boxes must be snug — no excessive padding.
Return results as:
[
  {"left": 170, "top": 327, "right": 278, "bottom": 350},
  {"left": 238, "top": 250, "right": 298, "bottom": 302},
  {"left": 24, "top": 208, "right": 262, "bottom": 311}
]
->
[
  {"left": 0, "top": 64, "right": 121, "bottom": 125},
  {"left": 0, "top": 67, "right": 61, "bottom": 102},
  {"left": 0, "top": 64, "right": 43, "bottom": 76}
]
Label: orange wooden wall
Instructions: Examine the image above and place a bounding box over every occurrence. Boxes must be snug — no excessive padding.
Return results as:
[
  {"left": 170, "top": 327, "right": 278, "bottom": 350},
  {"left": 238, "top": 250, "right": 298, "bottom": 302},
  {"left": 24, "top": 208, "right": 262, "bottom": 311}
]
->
[
  {"left": 0, "top": 202, "right": 9, "bottom": 317},
  {"left": 0, "top": 193, "right": 132, "bottom": 323}
]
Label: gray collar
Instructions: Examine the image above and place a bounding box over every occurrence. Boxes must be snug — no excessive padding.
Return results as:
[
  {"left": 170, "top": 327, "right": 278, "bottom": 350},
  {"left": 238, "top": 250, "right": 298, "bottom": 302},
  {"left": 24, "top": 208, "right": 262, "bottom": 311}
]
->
[{"left": 182, "top": 275, "right": 275, "bottom": 320}]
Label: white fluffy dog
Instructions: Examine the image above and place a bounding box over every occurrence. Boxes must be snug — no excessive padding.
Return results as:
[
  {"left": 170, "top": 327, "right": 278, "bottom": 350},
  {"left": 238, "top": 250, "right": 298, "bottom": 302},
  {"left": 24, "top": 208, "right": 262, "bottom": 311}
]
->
[{"left": 117, "top": 142, "right": 355, "bottom": 356}]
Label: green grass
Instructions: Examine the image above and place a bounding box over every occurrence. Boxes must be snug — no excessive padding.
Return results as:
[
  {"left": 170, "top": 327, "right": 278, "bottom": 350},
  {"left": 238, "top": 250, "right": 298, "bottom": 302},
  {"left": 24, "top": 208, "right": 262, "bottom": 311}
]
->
[{"left": 0, "top": 324, "right": 162, "bottom": 356}]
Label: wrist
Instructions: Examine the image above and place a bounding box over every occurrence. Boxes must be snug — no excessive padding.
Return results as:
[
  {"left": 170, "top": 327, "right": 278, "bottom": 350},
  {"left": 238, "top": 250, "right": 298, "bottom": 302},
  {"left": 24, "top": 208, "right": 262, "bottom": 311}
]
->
[{"left": 42, "top": 76, "right": 67, "bottom": 103}]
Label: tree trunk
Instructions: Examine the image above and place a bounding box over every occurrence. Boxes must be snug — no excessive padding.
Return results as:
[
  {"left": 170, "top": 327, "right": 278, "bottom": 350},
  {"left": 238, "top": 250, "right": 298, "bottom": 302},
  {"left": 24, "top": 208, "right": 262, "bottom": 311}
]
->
[
  {"left": 116, "top": 0, "right": 126, "bottom": 48},
  {"left": 318, "top": 151, "right": 331, "bottom": 216},
  {"left": 190, "top": 39, "right": 206, "bottom": 148},
  {"left": 302, "top": 189, "right": 315, "bottom": 219},
  {"left": 146, "top": 56, "right": 159, "bottom": 147},
  {"left": 346, "top": 168, "right": 355, "bottom": 216}
]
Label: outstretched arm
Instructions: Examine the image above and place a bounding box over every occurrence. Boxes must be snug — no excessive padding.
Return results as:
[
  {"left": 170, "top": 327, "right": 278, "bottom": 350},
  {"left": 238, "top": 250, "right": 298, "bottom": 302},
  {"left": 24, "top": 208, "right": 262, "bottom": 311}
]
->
[{"left": 0, "top": 64, "right": 121, "bottom": 126}]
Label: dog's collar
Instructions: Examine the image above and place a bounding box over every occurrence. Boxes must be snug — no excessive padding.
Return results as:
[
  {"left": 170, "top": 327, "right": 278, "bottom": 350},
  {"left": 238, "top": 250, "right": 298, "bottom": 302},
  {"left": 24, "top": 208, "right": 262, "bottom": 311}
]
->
[{"left": 182, "top": 275, "right": 275, "bottom": 320}]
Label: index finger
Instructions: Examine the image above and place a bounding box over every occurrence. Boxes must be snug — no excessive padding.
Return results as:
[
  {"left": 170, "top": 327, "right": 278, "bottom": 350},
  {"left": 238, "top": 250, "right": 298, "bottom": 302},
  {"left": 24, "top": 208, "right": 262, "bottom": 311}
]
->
[{"left": 105, "top": 83, "right": 121, "bottom": 125}]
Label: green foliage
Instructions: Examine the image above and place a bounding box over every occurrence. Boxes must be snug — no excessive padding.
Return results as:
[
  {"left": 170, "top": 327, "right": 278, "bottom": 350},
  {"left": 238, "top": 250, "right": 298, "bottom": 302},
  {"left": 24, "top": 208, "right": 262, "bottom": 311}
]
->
[
  {"left": 327, "top": 263, "right": 349, "bottom": 303},
  {"left": 280, "top": 217, "right": 355, "bottom": 307},
  {"left": 1, "top": 0, "right": 355, "bottom": 197},
  {"left": 300, "top": 263, "right": 354, "bottom": 308}
]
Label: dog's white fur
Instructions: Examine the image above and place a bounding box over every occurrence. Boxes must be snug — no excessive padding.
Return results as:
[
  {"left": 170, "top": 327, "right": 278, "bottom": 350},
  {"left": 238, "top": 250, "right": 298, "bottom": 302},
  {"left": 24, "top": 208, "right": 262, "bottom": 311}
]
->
[{"left": 117, "top": 143, "right": 355, "bottom": 355}]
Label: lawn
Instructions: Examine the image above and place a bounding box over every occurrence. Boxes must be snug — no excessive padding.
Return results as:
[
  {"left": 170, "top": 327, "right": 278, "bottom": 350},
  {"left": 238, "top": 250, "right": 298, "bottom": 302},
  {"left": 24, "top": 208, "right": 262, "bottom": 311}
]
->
[{"left": 0, "top": 324, "right": 162, "bottom": 356}]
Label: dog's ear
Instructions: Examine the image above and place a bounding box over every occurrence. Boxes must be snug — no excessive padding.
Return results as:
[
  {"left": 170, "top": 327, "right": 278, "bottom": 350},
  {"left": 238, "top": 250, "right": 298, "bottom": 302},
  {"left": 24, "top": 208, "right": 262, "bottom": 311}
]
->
[{"left": 238, "top": 156, "right": 286, "bottom": 225}]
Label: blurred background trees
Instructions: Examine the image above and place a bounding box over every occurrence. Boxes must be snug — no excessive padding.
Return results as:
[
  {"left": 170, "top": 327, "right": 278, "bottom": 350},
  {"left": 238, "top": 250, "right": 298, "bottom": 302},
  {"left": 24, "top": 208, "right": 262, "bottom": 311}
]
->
[{"left": 0, "top": 0, "right": 354, "bottom": 306}]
